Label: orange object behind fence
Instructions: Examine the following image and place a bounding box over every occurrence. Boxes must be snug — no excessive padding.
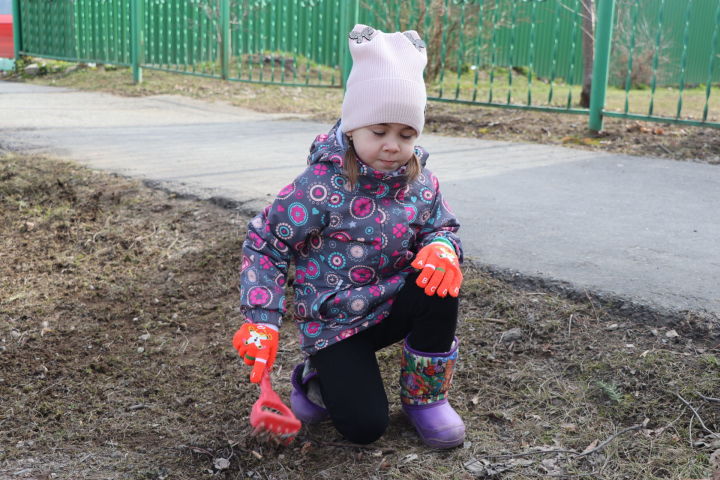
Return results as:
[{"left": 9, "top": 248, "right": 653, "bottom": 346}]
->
[{"left": 0, "top": 15, "right": 13, "bottom": 59}]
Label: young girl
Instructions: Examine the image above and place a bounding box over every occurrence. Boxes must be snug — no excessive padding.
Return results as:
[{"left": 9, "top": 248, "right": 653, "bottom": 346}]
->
[{"left": 233, "top": 24, "right": 465, "bottom": 449}]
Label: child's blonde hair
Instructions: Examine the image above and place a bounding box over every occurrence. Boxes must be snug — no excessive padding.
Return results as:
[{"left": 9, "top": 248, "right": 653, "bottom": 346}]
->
[{"left": 343, "top": 143, "right": 422, "bottom": 188}]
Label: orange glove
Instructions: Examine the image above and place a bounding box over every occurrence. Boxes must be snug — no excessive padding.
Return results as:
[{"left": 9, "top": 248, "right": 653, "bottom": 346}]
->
[
  {"left": 411, "top": 241, "right": 463, "bottom": 298},
  {"left": 232, "top": 323, "right": 279, "bottom": 383}
]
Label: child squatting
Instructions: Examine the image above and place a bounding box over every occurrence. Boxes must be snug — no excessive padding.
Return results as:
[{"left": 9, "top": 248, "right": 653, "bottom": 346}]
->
[{"left": 233, "top": 24, "right": 466, "bottom": 449}]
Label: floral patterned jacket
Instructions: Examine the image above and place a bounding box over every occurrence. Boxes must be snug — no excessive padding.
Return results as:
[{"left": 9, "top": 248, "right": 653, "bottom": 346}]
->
[{"left": 239, "top": 121, "right": 462, "bottom": 354}]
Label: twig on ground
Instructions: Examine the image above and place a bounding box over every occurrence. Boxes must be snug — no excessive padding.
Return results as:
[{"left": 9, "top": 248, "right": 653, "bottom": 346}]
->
[
  {"left": 183, "top": 445, "right": 215, "bottom": 457},
  {"left": 165, "top": 230, "right": 180, "bottom": 257},
  {"left": 658, "top": 144, "right": 673, "bottom": 155},
  {"left": 76, "top": 453, "right": 93, "bottom": 464},
  {"left": 577, "top": 423, "right": 646, "bottom": 457},
  {"left": 483, "top": 422, "right": 645, "bottom": 459},
  {"left": 91, "top": 215, "right": 113, "bottom": 242},
  {"left": 674, "top": 392, "right": 720, "bottom": 438},
  {"left": 584, "top": 289, "right": 601, "bottom": 322},
  {"left": 689, "top": 414, "right": 695, "bottom": 447},
  {"left": 668, "top": 407, "right": 689, "bottom": 430},
  {"left": 34, "top": 379, "right": 65, "bottom": 397},
  {"left": 482, "top": 447, "right": 573, "bottom": 459},
  {"left": 483, "top": 317, "right": 508, "bottom": 324},
  {"left": 698, "top": 393, "right": 720, "bottom": 403},
  {"left": 506, "top": 116, "right": 524, "bottom": 124},
  {"left": 646, "top": 407, "right": 688, "bottom": 441}
]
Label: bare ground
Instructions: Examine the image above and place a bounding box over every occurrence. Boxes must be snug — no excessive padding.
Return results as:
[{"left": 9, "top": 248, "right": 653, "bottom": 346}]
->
[
  {"left": 10, "top": 64, "right": 720, "bottom": 166},
  {"left": 1, "top": 153, "right": 719, "bottom": 480}
]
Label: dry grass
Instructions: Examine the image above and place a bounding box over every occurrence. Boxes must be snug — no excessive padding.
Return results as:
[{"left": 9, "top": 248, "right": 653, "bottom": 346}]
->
[{"left": 1, "top": 152, "right": 719, "bottom": 479}]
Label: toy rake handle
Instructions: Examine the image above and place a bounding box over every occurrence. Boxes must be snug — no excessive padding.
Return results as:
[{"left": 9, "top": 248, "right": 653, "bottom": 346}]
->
[{"left": 253, "top": 370, "right": 297, "bottom": 419}]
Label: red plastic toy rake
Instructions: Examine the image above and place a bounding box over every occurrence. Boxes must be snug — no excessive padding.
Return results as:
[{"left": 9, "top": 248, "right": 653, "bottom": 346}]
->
[{"left": 250, "top": 370, "right": 301, "bottom": 444}]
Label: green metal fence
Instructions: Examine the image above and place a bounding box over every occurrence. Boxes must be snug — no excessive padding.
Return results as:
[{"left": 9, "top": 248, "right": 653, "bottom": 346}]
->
[
  {"left": 361, "top": 0, "right": 588, "bottom": 104},
  {"left": 138, "top": 0, "right": 346, "bottom": 86},
  {"left": 15, "top": 0, "right": 132, "bottom": 65},
  {"left": 10, "top": 0, "right": 720, "bottom": 130},
  {"left": 358, "top": 0, "right": 720, "bottom": 128},
  {"left": 11, "top": 0, "right": 349, "bottom": 85},
  {"left": 604, "top": 0, "right": 720, "bottom": 127}
]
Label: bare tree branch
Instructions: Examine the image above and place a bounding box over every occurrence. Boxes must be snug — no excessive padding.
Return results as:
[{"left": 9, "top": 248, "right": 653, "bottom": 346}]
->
[
  {"left": 698, "top": 393, "right": 720, "bottom": 403},
  {"left": 675, "top": 392, "right": 720, "bottom": 438}
]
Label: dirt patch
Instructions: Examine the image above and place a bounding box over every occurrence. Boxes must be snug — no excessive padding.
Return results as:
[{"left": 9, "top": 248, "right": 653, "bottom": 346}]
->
[
  {"left": 13, "top": 64, "right": 720, "bottom": 166},
  {"left": 1, "top": 153, "right": 719, "bottom": 480}
]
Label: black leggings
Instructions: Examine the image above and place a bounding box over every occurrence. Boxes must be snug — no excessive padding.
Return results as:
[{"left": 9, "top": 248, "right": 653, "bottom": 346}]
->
[{"left": 309, "top": 274, "right": 459, "bottom": 444}]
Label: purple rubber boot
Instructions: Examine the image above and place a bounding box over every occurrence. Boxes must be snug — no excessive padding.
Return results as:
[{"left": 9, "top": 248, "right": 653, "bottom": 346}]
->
[
  {"left": 400, "top": 337, "right": 465, "bottom": 449},
  {"left": 290, "top": 360, "right": 330, "bottom": 424}
]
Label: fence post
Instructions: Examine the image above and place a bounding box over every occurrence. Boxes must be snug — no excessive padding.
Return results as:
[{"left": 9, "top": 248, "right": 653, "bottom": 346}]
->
[
  {"left": 130, "top": 0, "right": 143, "bottom": 84},
  {"left": 588, "top": 0, "right": 616, "bottom": 132},
  {"left": 340, "top": 0, "right": 359, "bottom": 89},
  {"left": 221, "top": 0, "right": 230, "bottom": 80},
  {"left": 11, "top": 0, "right": 22, "bottom": 61}
]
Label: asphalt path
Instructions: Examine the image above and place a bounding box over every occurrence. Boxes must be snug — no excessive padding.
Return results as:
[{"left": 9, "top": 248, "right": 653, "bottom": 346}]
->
[{"left": 2, "top": 81, "right": 718, "bottom": 319}]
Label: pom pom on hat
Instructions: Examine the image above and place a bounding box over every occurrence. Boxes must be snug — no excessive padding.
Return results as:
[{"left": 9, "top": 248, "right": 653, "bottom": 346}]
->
[{"left": 341, "top": 24, "right": 428, "bottom": 135}]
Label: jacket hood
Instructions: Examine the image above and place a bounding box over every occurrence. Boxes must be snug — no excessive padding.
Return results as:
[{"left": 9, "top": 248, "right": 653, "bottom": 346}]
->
[{"left": 307, "top": 120, "right": 429, "bottom": 181}]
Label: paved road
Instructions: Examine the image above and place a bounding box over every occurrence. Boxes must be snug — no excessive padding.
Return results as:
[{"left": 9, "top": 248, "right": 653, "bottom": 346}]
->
[{"left": 2, "top": 81, "right": 719, "bottom": 319}]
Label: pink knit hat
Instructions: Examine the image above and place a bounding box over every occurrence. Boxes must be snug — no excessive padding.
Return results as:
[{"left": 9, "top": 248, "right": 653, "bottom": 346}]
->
[{"left": 341, "top": 24, "right": 428, "bottom": 135}]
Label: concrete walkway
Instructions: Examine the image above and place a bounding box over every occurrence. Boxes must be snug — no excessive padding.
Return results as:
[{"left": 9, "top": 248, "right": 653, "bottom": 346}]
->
[{"left": 2, "top": 81, "right": 719, "bottom": 319}]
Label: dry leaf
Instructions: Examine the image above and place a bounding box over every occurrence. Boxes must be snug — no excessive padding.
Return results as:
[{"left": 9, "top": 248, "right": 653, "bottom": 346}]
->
[
  {"left": 561, "top": 423, "right": 577, "bottom": 432},
  {"left": 711, "top": 449, "right": 720, "bottom": 469},
  {"left": 464, "top": 458, "right": 516, "bottom": 477},
  {"left": 40, "top": 320, "right": 53, "bottom": 337},
  {"left": 627, "top": 121, "right": 652, "bottom": 134},
  {"left": 581, "top": 137, "right": 601, "bottom": 146},
  {"left": 403, "top": 453, "right": 419, "bottom": 463},
  {"left": 581, "top": 439, "right": 599, "bottom": 455},
  {"left": 540, "top": 457, "right": 563, "bottom": 475},
  {"left": 213, "top": 457, "right": 230, "bottom": 471},
  {"left": 642, "top": 426, "right": 667, "bottom": 437}
]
